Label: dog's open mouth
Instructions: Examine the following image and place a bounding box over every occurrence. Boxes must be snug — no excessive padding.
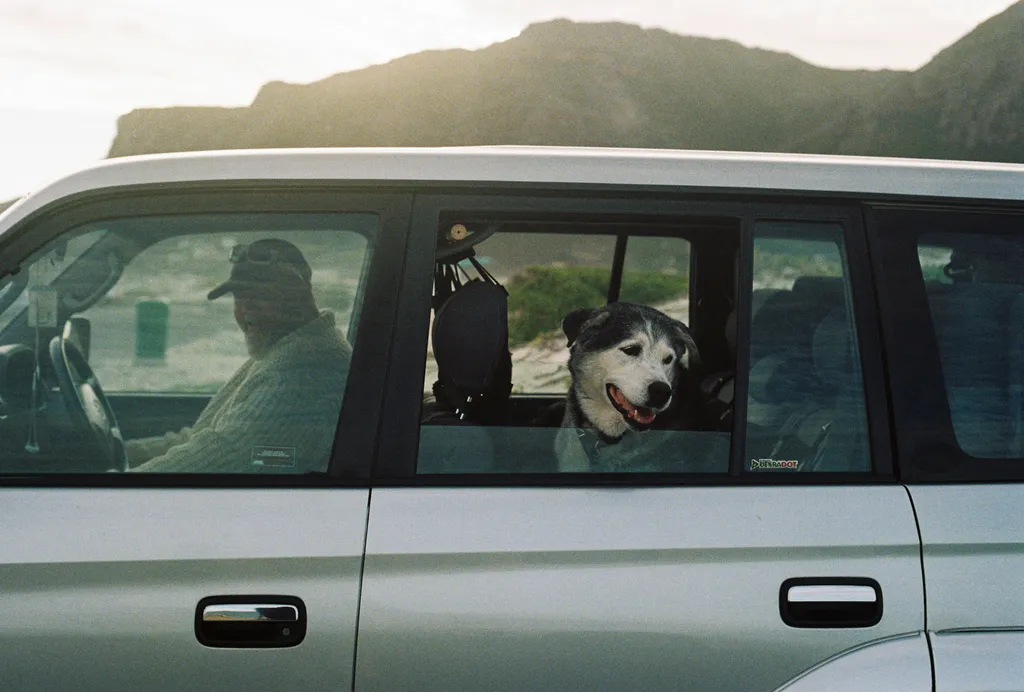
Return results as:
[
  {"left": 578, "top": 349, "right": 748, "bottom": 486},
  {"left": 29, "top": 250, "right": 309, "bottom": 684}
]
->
[{"left": 607, "top": 384, "right": 657, "bottom": 428}]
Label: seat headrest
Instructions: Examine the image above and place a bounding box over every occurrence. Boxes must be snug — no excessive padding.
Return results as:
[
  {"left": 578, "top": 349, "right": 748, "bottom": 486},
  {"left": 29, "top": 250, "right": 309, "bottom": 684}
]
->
[
  {"left": 812, "top": 308, "right": 853, "bottom": 382},
  {"left": 792, "top": 276, "right": 844, "bottom": 303}
]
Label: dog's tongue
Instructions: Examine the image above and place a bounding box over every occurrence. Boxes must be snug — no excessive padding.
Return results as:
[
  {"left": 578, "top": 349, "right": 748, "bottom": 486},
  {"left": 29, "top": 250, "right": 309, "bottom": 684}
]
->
[{"left": 610, "top": 386, "right": 657, "bottom": 425}]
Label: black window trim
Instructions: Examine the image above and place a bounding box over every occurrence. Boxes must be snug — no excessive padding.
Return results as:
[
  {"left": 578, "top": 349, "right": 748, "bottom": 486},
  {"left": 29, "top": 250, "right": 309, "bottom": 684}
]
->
[
  {"left": 375, "top": 190, "right": 895, "bottom": 486},
  {"left": 0, "top": 183, "right": 415, "bottom": 488}
]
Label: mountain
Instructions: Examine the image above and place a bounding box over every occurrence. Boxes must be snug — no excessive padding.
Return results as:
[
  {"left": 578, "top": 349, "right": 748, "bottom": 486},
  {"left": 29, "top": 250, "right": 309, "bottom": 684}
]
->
[
  {"left": 783, "top": 1, "right": 1024, "bottom": 161},
  {"left": 108, "top": 5, "right": 1024, "bottom": 163}
]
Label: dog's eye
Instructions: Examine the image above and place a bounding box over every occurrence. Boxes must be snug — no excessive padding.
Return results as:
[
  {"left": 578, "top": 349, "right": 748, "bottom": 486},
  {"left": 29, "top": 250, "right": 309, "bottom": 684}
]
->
[
  {"left": 620, "top": 344, "right": 641, "bottom": 357},
  {"left": 663, "top": 354, "right": 674, "bottom": 365}
]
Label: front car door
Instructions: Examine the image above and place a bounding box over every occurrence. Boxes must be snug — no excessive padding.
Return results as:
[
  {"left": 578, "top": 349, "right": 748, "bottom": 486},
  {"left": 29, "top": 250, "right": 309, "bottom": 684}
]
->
[
  {"left": 0, "top": 188, "right": 411, "bottom": 689},
  {"left": 357, "top": 192, "right": 926, "bottom": 691}
]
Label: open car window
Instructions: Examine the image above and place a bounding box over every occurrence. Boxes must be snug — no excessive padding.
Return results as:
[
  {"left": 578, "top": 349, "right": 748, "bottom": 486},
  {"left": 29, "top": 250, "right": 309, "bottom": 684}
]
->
[{"left": 416, "top": 216, "right": 729, "bottom": 475}]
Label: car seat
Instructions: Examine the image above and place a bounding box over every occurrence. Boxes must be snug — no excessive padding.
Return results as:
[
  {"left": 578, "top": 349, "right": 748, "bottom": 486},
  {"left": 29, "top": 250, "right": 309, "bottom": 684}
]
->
[
  {"left": 798, "top": 306, "right": 870, "bottom": 471},
  {"left": 743, "top": 277, "right": 846, "bottom": 465},
  {"left": 926, "top": 280, "right": 1020, "bottom": 458}
]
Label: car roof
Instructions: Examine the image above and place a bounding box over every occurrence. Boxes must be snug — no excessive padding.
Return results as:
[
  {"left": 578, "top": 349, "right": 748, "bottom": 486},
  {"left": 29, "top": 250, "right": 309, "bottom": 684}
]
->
[{"left": 3, "top": 146, "right": 1024, "bottom": 229}]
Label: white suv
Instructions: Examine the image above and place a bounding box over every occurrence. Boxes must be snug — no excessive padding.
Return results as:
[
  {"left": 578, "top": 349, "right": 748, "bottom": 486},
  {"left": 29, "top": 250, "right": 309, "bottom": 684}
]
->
[{"left": 0, "top": 148, "right": 1020, "bottom": 691}]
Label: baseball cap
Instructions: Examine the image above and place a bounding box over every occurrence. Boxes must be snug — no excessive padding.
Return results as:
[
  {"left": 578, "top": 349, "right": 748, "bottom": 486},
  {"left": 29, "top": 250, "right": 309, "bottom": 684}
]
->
[{"left": 207, "top": 238, "right": 313, "bottom": 300}]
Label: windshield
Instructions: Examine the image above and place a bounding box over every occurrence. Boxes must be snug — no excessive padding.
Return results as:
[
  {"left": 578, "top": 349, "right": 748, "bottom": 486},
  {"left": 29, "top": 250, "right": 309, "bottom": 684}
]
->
[{"left": 0, "top": 228, "right": 109, "bottom": 334}]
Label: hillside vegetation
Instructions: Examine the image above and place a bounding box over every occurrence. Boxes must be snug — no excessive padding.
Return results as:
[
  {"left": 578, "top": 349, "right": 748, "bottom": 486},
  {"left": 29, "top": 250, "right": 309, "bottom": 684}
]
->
[{"left": 108, "top": 3, "right": 1024, "bottom": 164}]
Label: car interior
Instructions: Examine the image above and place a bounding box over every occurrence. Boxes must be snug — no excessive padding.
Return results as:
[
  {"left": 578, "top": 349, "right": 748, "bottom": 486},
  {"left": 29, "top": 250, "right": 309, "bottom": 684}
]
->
[
  {"left": 416, "top": 214, "right": 870, "bottom": 474},
  {"left": 921, "top": 233, "right": 1024, "bottom": 458},
  {"left": 0, "top": 214, "right": 375, "bottom": 474},
  {"left": 0, "top": 207, "right": 891, "bottom": 476}
]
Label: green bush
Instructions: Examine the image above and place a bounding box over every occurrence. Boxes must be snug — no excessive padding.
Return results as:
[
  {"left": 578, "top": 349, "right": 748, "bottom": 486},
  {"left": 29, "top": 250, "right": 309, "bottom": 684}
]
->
[
  {"left": 620, "top": 271, "right": 690, "bottom": 306},
  {"left": 505, "top": 266, "right": 687, "bottom": 346}
]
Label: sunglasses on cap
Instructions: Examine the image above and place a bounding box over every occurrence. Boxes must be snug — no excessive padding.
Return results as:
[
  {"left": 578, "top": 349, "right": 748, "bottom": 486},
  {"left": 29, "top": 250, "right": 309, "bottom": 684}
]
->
[{"left": 230, "top": 243, "right": 281, "bottom": 266}]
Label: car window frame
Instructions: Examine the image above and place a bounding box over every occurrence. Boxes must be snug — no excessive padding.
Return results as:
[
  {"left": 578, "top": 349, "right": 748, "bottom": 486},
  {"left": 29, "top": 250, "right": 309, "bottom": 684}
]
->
[
  {"left": 374, "top": 188, "right": 894, "bottom": 485},
  {"left": 0, "top": 183, "right": 414, "bottom": 487},
  {"left": 866, "top": 203, "right": 1024, "bottom": 482}
]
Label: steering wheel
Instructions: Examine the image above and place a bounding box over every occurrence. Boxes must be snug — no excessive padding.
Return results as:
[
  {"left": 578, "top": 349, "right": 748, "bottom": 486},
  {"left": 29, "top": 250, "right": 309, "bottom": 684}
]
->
[{"left": 49, "top": 328, "right": 128, "bottom": 472}]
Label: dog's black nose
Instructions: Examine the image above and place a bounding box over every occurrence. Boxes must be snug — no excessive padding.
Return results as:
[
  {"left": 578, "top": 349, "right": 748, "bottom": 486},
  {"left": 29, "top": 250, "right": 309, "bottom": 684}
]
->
[{"left": 647, "top": 382, "right": 672, "bottom": 408}]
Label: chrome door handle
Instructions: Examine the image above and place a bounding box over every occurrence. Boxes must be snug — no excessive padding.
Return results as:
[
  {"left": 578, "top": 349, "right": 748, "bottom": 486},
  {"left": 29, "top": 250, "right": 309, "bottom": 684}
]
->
[
  {"left": 780, "top": 578, "right": 882, "bottom": 628},
  {"left": 195, "top": 596, "right": 306, "bottom": 648},
  {"left": 202, "top": 603, "right": 300, "bottom": 623},
  {"left": 786, "top": 585, "right": 878, "bottom": 603}
]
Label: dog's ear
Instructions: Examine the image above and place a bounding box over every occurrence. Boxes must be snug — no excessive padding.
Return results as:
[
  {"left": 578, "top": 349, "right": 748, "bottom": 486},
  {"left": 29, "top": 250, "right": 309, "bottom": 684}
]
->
[
  {"left": 672, "top": 321, "right": 702, "bottom": 371},
  {"left": 562, "top": 307, "right": 610, "bottom": 348}
]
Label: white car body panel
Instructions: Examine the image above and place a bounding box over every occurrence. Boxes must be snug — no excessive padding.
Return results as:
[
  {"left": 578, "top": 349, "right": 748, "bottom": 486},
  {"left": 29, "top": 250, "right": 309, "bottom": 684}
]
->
[
  {"left": 772, "top": 632, "right": 932, "bottom": 692},
  {"left": 3, "top": 147, "right": 1024, "bottom": 233},
  {"left": 0, "top": 489, "right": 368, "bottom": 690},
  {"left": 357, "top": 485, "right": 924, "bottom": 691},
  {"left": 931, "top": 630, "right": 1024, "bottom": 691},
  {"left": 908, "top": 485, "right": 1024, "bottom": 631}
]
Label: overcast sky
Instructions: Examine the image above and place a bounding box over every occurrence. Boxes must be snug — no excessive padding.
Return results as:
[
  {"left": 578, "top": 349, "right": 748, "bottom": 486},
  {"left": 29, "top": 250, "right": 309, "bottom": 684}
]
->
[{"left": 0, "top": 0, "right": 1017, "bottom": 201}]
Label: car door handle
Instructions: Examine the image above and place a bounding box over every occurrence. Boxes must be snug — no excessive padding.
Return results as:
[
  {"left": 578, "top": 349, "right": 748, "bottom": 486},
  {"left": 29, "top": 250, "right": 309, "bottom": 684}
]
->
[
  {"left": 195, "top": 596, "right": 306, "bottom": 647},
  {"left": 779, "top": 578, "right": 882, "bottom": 628}
]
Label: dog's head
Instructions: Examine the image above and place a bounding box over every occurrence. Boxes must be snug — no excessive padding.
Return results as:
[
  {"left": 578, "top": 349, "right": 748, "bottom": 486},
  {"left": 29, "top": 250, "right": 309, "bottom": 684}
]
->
[{"left": 563, "top": 302, "right": 700, "bottom": 439}]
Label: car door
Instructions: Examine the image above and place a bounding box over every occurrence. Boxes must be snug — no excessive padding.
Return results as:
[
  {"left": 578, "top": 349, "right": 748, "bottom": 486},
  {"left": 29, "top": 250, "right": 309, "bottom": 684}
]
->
[
  {"left": 356, "top": 193, "right": 925, "bottom": 691},
  {"left": 869, "top": 206, "right": 1024, "bottom": 687},
  {"left": 0, "top": 188, "right": 411, "bottom": 690}
]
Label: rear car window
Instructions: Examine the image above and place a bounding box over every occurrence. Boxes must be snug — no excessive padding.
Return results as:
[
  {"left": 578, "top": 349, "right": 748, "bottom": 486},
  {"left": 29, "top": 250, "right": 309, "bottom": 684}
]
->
[{"left": 918, "top": 232, "right": 1023, "bottom": 459}]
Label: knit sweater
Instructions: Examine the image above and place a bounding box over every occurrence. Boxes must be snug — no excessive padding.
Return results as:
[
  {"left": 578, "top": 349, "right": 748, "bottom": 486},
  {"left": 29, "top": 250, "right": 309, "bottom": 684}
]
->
[{"left": 130, "top": 310, "right": 351, "bottom": 473}]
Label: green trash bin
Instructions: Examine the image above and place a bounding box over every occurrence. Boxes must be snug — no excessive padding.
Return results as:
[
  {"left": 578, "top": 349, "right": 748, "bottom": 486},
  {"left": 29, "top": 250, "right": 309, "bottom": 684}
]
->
[{"left": 135, "top": 299, "right": 169, "bottom": 361}]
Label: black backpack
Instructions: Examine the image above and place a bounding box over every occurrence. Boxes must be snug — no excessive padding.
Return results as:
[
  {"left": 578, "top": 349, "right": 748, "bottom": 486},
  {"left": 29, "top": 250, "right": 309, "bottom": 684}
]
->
[{"left": 428, "top": 252, "right": 512, "bottom": 425}]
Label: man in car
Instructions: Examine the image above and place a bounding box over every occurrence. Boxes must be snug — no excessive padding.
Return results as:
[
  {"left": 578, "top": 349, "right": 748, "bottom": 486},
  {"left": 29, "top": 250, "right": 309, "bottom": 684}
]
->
[{"left": 127, "top": 238, "right": 352, "bottom": 473}]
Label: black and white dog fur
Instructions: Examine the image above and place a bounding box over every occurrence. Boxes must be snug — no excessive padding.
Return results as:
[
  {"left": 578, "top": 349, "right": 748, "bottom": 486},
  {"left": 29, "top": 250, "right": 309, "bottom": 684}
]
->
[{"left": 555, "top": 302, "right": 700, "bottom": 472}]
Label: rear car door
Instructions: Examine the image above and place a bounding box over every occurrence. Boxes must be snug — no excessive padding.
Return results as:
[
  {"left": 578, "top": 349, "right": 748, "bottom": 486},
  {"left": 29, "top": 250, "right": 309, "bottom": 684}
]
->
[
  {"left": 870, "top": 206, "right": 1024, "bottom": 688},
  {"left": 356, "top": 192, "right": 926, "bottom": 691},
  {"left": 0, "top": 188, "right": 411, "bottom": 689}
]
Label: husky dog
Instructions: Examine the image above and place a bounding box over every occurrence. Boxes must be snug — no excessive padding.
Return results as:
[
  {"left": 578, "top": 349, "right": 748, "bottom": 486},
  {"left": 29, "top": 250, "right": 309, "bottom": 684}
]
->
[{"left": 555, "top": 302, "right": 700, "bottom": 472}]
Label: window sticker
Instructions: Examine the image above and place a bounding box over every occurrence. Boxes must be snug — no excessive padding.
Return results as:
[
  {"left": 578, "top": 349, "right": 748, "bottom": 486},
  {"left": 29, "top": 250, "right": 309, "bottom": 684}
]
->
[
  {"left": 750, "top": 458, "right": 799, "bottom": 470},
  {"left": 251, "top": 446, "right": 297, "bottom": 468}
]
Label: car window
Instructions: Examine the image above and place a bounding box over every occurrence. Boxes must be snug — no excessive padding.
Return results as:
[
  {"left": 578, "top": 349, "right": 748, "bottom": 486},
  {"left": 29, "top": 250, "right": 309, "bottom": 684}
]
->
[
  {"left": 918, "top": 232, "right": 1023, "bottom": 459},
  {"left": 0, "top": 212, "right": 376, "bottom": 475},
  {"left": 619, "top": 235, "right": 691, "bottom": 320},
  {"left": 0, "top": 229, "right": 107, "bottom": 333},
  {"left": 423, "top": 232, "right": 617, "bottom": 396},
  {"left": 743, "top": 222, "right": 871, "bottom": 472},
  {"left": 421, "top": 233, "right": 692, "bottom": 398},
  {"left": 82, "top": 229, "right": 369, "bottom": 394},
  {"left": 416, "top": 219, "right": 727, "bottom": 475}
]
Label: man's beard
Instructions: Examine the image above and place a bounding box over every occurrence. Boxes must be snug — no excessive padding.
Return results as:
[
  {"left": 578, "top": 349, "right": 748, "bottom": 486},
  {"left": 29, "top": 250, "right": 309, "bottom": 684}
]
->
[{"left": 244, "top": 326, "right": 293, "bottom": 359}]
